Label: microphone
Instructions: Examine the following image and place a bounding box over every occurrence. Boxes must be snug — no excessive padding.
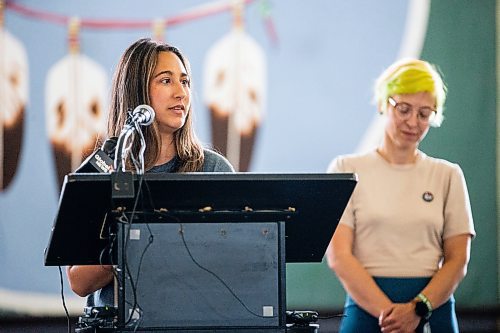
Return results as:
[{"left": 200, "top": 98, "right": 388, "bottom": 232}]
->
[
  {"left": 130, "top": 105, "right": 155, "bottom": 126},
  {"left": 74, "top": 137, "right": 118, "bottom": 173},
  {"left": 114, "top": 105, "right": 154, "bottom": 172}
]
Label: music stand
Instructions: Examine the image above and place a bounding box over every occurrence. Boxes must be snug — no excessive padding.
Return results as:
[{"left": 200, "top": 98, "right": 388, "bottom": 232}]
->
[{"left": 44, "top": 172, "right": 356, "bottom": 332}]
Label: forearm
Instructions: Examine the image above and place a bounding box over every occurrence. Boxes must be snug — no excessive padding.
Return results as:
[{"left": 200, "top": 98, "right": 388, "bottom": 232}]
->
[
  {"left": 418, "top": 258, "right": 467, "bottom": 309},
  {"left": 66, "top": 265, "right": 114, "bottom": 297},
  {"left": 327, "top": 225, "right": 394, "bottom": 317},
  {"left": 330, "top": 253, "right": 392, "bottom": 317},
  {"left": 418, "top": 234, "right": 471, "bottom": 309}
]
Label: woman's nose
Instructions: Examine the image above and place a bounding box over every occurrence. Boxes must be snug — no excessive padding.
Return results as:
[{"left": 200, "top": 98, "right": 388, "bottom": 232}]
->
[
  {"left": 406, "top": 110, "right": 419, "bottom": 126},
  {"left": 173, "top": 82, "right": 187, "bottom": 99}
]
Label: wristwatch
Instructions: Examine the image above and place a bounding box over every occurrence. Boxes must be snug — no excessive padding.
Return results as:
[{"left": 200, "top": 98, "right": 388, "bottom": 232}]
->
[
  {"left": 414, "top": 300, "right": 431, "bottom": 319},
  {"left": 414, "top": 293, "right": 432, "bottom": 320}
]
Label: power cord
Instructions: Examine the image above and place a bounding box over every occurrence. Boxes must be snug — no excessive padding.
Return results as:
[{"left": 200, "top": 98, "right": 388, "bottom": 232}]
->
[
  {"left": 177, "top": 222, "right": 277, "bottom": 319},
  {"left": 58, "top": 265, "right": 71, "bottom": 333}
]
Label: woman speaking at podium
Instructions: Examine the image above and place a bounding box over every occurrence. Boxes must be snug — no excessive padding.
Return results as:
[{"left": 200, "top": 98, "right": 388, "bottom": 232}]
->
[
  {"left": 66, "top": 38, "right": 234, "bottom": 307},
  {"left": 325, "top": 59, "right": 475, "bottom": 333}
]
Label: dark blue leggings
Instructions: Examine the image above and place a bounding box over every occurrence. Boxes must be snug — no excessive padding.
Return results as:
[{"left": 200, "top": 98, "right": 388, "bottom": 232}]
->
[{"left": 339, "top": 277, "right": 459, "bottom": 333}]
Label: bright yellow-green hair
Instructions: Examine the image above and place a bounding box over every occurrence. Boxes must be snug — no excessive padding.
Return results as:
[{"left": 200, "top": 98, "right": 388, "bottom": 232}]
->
[{"left": 374, "top": 58, "right": 447, "bottom": 127}]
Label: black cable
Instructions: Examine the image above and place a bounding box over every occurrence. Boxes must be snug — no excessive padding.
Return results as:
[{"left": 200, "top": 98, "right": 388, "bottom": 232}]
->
[
  {"left": 122, "top": 174, "right": 150, "bottom": 327},
  {"left": 134, "top": 230, "right": 154, "bottom": 291},
  {"left": 100, "top": 219, "right": 124, "bottom": 318},
  {"left": 177, "top": 222, "right": 276, "bottom": 319},
  {"left": 124, "top": 175, "right": 145, "bottom": 324},
  {"left": 58, "top": 266, "right": 71, "bottom": 333},
  {"left": 317, "top": 313, "right": 347, "bottom": 319},
  {"left": 121, "top": 175, "right": 275, "bottom": 324},
  {"left": 127, "top": 223, "right": 153, "bottom": 332},
  {"left": 130, "top": 176, "right": 157, "bottom": 332},
  {"left": 122, "top": 214, "right": 140, "bottom": 327}
]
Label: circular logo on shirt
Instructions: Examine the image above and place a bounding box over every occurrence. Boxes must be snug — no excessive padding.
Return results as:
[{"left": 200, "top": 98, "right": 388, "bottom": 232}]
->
[{"left": 422, "top": 191, "right": 434, "bottom": 202}]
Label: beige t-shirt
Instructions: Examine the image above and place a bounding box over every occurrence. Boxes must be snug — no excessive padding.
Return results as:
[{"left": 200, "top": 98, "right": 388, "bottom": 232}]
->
[{"left": 328, "top": 150, "right": 475, "bottom": 277}]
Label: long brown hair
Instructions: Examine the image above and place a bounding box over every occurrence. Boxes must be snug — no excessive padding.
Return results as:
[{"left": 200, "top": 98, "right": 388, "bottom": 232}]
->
[{"left": 108, "top": 38, "right": 204, "bottom": 172}]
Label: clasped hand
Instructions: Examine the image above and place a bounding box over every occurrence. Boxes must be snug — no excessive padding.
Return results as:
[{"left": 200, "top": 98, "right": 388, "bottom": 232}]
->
[{"left": 378, "top": 302, "right": 421, "bottom": 333}]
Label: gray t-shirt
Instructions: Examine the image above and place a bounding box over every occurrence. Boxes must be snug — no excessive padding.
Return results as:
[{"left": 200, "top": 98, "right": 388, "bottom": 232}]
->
[
  {"left": 86, "top": 148, "right": 234, "bottom": 308},
  {"left": 148, "top": 148, "right": 234, "bottom": 173}
]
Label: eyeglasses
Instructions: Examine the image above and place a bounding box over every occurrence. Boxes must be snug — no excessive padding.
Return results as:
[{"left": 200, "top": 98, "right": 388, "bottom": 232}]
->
[{"left": 388, "top": 97, "right": 437, "bottom": 124}]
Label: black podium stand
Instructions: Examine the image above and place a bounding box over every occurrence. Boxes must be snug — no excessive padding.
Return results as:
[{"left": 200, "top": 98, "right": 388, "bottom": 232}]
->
[{"left": 45, "top": 172, "right": 357, "bottom": 332}]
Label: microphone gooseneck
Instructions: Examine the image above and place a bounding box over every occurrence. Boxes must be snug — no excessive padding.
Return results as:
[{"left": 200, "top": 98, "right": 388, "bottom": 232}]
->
[{"left": 114, "top": 104, "right": 155, "bottom": 173}]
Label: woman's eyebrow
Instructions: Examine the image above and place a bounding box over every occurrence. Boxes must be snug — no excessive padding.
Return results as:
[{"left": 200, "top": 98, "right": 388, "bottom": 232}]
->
[
  {"left": 153, "top": 70, "right": 188, "bottom": 79},
  {"left": 153, "top": 70, "right": 173, "bottom": 78}
]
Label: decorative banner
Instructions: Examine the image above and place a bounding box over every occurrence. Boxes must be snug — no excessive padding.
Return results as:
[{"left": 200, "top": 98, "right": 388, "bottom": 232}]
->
[
  {"left": 5, "top": 0, "right": 268, "bottom": 175},
  {"left": 1, "top": 0, "right": 271, "bottom": 316},
  {"left": 203, "top": 3, "right": 266, "bottom": 171},
  {"left": 0, "top": 23, "right": 28, "bottom": 191},
  {"left": 45, "top": 18, "right": 107, "bottom": 188},
  {"left": 152, "top": 17, "right": 166, "bottom": 42}
]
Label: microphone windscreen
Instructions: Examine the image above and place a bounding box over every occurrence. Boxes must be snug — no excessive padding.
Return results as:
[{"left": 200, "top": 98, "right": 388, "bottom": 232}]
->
[{"left": 132, "top": 105, "right": 155, "bottom": 126}]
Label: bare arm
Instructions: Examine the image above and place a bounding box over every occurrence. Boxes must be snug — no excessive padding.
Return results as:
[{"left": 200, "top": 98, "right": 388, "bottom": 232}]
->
[
  {"left": 326, "top": 224, "right": 393, "bottom": 318},
  {"left": 379, "top": 233, "right": 472, "bottom": 332},
  {"left": 418, "top": 233, "right": 471, "bottom": 307},
  {"left": 66, "top": 265, "right": 114, "bottom": 297}
]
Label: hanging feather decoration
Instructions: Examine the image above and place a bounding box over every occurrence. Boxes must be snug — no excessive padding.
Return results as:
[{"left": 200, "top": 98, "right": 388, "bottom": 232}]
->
[
  {"left": 0, "top": 0, "right": 28, "bottom": 191},
  {"left": 203, "top": 1, "right": 266, "bottom": 171},
  {"left": 45, "top": 18, "right": 107, "bottom": 188}
]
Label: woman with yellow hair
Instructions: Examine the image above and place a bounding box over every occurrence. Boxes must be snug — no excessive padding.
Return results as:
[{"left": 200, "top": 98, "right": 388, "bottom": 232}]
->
[{"left": 326, "top": 59, "right": 475, "bottom": 332}]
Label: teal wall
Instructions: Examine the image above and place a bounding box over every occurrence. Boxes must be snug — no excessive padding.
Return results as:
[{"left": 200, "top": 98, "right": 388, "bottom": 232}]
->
[
  {"left": 286, "top": 0, "right": 498, "bottom": 310},
  {"left": 420, "top": 0, "right": 498, "bottom": 306}
]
